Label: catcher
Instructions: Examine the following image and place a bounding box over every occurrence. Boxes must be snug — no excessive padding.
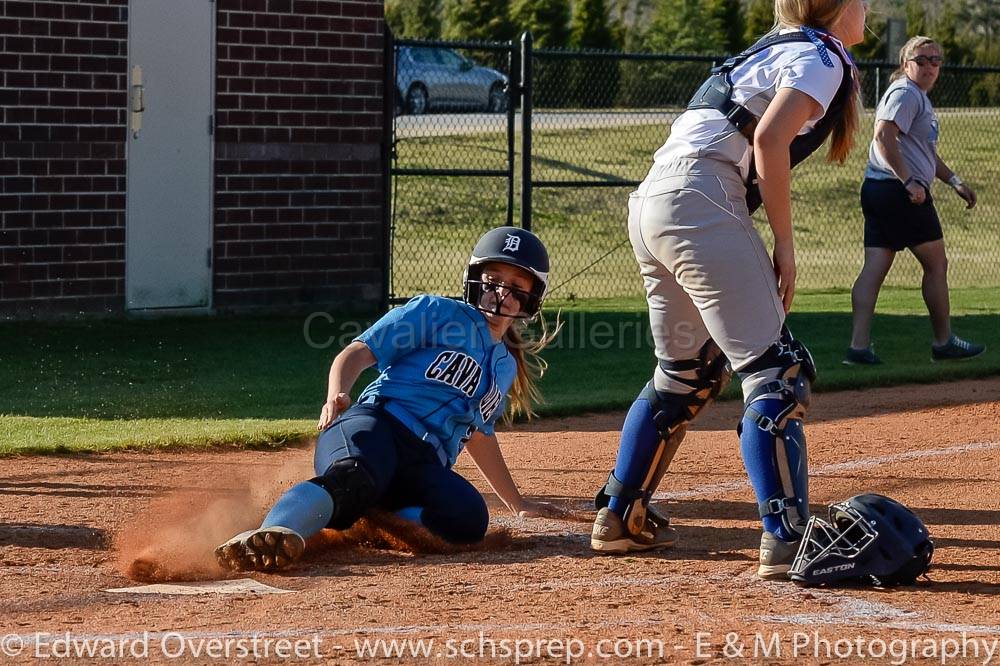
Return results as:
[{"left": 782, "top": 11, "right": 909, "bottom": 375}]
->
[{"left": 592, "top": 0, "right": 867, "bottom": 581}]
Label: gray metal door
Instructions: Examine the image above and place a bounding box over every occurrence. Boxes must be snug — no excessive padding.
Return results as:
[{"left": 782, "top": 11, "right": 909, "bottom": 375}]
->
[{"left": 126, "top": 0, "right": 214, "bottom": 310}]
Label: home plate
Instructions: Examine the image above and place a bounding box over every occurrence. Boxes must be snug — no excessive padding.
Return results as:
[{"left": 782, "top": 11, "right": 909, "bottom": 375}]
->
[{"left": 105, "top": 579, "right": 293, "bottom": 596}]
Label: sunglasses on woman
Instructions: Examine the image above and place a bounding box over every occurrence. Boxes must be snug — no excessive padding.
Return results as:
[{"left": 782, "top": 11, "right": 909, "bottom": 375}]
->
[{"left": 909, "top": 55, "right": 943, "bottom": 67}]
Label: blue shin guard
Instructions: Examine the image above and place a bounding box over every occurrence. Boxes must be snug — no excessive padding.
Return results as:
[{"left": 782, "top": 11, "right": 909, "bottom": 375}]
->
[
  {"left": 261, "top": 480, "right": 335, "bottom": 540},
  {"left": 607, "top": 396, "right": 665, "bottom": 517},
  {"left": 739, "top": 397, "right": 809, "bottom": 541},
  {"left": 598, "top": 342, "right": 732, "bottom": 538},
  {"left": 602, "top": 343, "right": 732, "bottom": 530}
]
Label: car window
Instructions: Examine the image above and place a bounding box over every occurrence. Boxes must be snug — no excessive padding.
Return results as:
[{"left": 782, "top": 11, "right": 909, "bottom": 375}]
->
[
  {"left": 409, "top": 48, "right": 437, "bottom": 64},
  {"left": 438, "top": 49, "right": 467, "bottom": 69}
]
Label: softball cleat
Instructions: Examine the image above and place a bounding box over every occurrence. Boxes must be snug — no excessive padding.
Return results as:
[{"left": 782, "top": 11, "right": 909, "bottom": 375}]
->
[
  {"left": 757, "top": 531, "right": 801, "bottom": 580},
  {"left": 590, "top": 507, "right": 677, "bottom": 553},
  {"left": 214, "top": 526, "right": 305, "bottom": 573}
]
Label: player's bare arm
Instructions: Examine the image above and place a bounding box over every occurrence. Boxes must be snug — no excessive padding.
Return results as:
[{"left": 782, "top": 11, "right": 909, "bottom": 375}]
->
[
  {"left": 318, "top": 341, "right": 377, "bottom": 430},
  {"left": 755, "top": 87, "right": 821, "bottom": 313},
  {"left": 464, "top": 431, "right": 567, "bottom": 519}
]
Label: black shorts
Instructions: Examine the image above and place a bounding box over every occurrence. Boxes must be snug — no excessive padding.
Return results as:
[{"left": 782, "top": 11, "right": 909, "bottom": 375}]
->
[{"left": 860, "top": 177, "right": 943, "bottom": 251}]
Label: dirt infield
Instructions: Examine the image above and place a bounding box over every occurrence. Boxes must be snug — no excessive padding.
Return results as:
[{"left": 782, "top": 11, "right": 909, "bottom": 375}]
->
[{"left": 2, "top": 378, "right": 999, "bottom": 664}]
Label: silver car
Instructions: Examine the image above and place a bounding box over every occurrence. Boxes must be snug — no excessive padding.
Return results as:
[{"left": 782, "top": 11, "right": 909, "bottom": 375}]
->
[{"left": 396, "top": 46, "right": 509, "bottom": 115}]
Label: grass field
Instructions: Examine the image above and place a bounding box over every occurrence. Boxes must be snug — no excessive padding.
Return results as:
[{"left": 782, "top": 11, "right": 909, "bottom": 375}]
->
[
  {"left": 3, "top": 286, "right": 998, "bottom": 455},
  {"left": 391, "top": 111, "right": 1000, "bottom": 300}
]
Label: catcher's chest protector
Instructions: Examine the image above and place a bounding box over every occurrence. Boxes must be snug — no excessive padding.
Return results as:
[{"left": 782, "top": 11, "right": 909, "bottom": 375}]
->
[{"left": 687, "top": 29, "right": 854, "bottom": 213}]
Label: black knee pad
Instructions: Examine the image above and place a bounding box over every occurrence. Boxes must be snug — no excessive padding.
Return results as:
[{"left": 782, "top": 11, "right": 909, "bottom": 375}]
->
[
  {"left": 309, "top": 458, "right": 377, "bottom": 530},
  {"left": 657, "top": 339, "right": 733, "bottom": 415},
  {"left": 739, "top": 326, "right": 817, "bottom": 386},
  {"left": 594, "top": 340, "right": 732, "bottom": 514}
]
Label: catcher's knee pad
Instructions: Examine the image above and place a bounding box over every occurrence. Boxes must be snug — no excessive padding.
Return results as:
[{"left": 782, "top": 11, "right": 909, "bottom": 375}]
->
[
  {"left": 597, "top": 339, "right": 732, "bottom": 536},
  {"left": 738, "top": 325, "right": 816, "bottom": 419},
  {"left": 737, "top": 327, "right": 816, "bottom": 537},
  {"left": 309, "top": 458, "right": 377, "bottom": 530}
]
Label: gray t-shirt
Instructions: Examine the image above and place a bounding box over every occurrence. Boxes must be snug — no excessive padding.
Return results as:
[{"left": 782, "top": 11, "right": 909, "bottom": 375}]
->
[{"left": 866, "top": 77, "right": 939, "bottom": 185}]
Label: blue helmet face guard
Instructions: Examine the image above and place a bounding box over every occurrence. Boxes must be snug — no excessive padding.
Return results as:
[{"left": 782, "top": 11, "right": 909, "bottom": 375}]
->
[
  {"left": 789, "top": 493, "right": 933, "bottom": 587},
  {"left": 465, "top": 275, "right": 541, "bottom": 319}
]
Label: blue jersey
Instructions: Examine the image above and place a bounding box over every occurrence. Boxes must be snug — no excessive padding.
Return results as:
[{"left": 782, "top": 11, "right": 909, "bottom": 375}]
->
[{"left": 355, "top": 295, "right": 516, "bottom": 466}]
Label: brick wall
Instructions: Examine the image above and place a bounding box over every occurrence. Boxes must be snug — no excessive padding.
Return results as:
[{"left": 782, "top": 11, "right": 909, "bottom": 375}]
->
[
  {"left": 213, "top": 0, "right": 386, "bottom": 310},
  {"left": 1, "top": 0, "right": 386, "bottom": 317},
  {"left": 1, "top": 0, "right": 128, "bottom": 315}
]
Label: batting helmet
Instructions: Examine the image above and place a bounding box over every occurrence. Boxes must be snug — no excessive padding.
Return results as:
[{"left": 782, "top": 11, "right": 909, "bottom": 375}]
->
[
  {"left": 464, "top": 226, "right": 549, "bottom": 319},
  {"left": 789, "top": 493, "right": 934, "bottom": 587}
]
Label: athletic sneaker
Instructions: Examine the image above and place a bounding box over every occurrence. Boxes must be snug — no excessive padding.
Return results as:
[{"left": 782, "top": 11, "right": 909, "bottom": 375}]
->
[
  {"left": 931, "top": 335, "right": 985, "bottom": 362},
  {"left": 843, "top": 346, "right": 881, "bottom": 365},
  {"left": 757, "top": 531, "right": 801, "bottom": 580},
  {"left": 214, "top": 526, "right": 305, "bottom": 573},
  {"left": 590, "top": 507, "right": 677, "bottom": 553}
]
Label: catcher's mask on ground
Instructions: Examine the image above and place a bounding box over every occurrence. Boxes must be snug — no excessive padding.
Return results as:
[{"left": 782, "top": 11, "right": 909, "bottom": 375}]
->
[
  {"left": 789, "top": 493, "right": 934, "bottom": 587},
  {"left": 464, "top": 226, "right": 549, "bottom": 319}
]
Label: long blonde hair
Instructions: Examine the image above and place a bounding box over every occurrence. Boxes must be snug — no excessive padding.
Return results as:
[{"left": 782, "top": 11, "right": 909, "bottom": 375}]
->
[
  {"left": 890, "top": 36, "right": 940, "bottom": 82},
  {"left": 774, "top": 0, "right": 861, "bottom": 163},
  {"left": 502, "top": 312, "right": 561, "bottom": 422}
]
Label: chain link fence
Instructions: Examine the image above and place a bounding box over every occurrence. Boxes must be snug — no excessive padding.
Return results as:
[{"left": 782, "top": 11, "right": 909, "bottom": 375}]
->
[
  {"left": 389, "top": 37, "right": 517, "bottom": 301},
  {"left": 388, "top": 35, "right": 1000, "bottom": 303}
]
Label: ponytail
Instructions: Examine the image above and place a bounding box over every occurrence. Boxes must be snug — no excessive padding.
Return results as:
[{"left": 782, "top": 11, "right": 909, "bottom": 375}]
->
[
  {"left": 502, "top": 312, "right": 561, "bottom": 422},
  {"left": 774, "top": 0, "right": 862, "bottom": 164}
]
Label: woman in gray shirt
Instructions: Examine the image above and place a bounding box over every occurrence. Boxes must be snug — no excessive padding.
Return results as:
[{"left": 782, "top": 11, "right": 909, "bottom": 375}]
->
[{"left": 846, "top": 36, "right": 982, "bottom": 364}]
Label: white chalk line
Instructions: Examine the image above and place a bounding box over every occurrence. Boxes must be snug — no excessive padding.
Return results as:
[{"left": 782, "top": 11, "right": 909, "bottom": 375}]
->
[
  {"left": 755, "top": 587, "right": 1000, "bottom": 635},
  {"left": 654, "top": 440, "right": 1000, "bottom": 500},
  {"left": 736, "top": 442, "right": 1000, "bottom": 636}
]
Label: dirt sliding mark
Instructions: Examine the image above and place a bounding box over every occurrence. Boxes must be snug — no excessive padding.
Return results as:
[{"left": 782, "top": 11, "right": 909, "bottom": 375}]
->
[
  {"left": 116, "top": 458, "right": 311, "bottom": 582},
  {"left": 116, "top": 457, "right": 515, "bottom": 582}
]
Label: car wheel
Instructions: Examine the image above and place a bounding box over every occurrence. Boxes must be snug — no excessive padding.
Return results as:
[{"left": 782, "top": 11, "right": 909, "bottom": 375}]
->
[
  {"left": 405, "top": 84, "right": 429, "bottom": 115},
  {"left": 487, "top": 83, "right": 507, "bottom": 113}
]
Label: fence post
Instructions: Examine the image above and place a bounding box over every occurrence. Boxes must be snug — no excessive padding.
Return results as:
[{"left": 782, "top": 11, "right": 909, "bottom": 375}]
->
[
  {"left": 874, "top": 65, "right": 881, "bottom": 107},
  {"left": 381, "top": 24, "right": 395, "bottom": 312},
  {"left": 506, "top": 39, "right": 518, "bottom": 227},
  {"left": 520, "top": 31, "right": 533, "bottom": 231}
]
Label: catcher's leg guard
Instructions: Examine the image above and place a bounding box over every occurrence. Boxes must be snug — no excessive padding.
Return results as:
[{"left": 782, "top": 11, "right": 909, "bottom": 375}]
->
[
  {"left": 737, "top": 326, "right": 816, "bottom": 542},
  {"left": 597, "top": 339, "right": 732, "bottom": 538}
]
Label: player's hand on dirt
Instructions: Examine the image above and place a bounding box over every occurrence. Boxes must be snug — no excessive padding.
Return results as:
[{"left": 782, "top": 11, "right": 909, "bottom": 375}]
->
[
  {"left": 318, "top": 393, "right": 351, "bottom": 430},
  {"left": 772, "top": 240, "right": 796, "bottom": 314},
  {"left": 955, "top": 183, "right": 977, "bottom": 209},
  {"left": 517, "top": 499, "right": 570, "bottom": 519},
  {"left": 906, "top": 180, "right": 927, "bottom": 205}
]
